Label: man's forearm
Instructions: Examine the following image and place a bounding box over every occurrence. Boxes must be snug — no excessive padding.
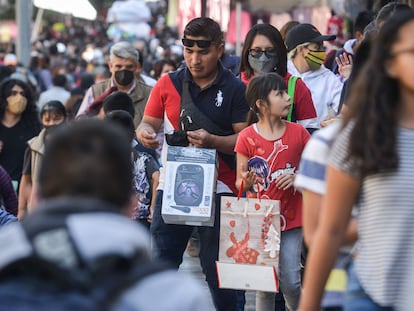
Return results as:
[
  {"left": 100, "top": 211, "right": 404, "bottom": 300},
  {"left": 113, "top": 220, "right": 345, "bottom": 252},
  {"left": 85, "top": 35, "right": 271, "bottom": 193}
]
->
[{"left": 209, "top": 133, "right": 238, "bottom": 155}]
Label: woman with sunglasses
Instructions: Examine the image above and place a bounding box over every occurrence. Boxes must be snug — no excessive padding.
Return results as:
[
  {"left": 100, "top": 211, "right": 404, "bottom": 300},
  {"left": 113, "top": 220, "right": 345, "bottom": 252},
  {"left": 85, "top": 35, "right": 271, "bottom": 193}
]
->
[
  {"left": 0, "top": 78, "right": 41, "bottom": 191},
  {"left": 239, "top": 23, "right": 317, "bottom": 134}
]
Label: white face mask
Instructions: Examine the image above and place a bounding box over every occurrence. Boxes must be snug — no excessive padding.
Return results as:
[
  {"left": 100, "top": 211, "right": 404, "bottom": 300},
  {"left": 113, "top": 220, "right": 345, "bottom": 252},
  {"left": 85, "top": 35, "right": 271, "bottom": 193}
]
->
[
  {"left": 7, "top": 94, "right": 27, "bottom": 114},
  {"left": 248, "top": 54, "right": 278, "bottom": 74}
]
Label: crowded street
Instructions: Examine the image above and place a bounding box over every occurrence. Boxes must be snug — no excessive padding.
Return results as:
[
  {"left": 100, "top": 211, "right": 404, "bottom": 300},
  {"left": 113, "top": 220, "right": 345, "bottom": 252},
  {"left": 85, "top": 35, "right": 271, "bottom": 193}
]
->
[{"left": 0, "top": 1, "right": 413, "bottom": 310}]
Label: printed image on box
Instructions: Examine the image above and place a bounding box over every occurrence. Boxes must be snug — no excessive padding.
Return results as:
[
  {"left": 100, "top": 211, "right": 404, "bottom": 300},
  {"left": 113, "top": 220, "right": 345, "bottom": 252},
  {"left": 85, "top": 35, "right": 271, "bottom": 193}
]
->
[
  {"left": 162, "top": 146, "right": 218, "bottom": 226},
  {"left": 174, "top": 164, "right": 203, "bottom": 208}
]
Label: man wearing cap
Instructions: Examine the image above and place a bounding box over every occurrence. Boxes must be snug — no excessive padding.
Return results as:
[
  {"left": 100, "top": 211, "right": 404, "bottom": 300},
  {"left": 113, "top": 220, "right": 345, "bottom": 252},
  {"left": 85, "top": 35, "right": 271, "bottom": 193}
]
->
[
  {"left": 76, "top": 41, "right": 152, "bottom": 127},
  {"left": 285, "top": 23, "right": 344, "bottom": 131}
]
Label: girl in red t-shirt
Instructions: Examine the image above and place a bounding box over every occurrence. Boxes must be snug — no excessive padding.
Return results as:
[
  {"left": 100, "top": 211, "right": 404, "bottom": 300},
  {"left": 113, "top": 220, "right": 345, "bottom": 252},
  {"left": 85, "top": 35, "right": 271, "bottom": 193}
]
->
[{"left": 235, "top": 72, "right": 310, "bottom": 311}]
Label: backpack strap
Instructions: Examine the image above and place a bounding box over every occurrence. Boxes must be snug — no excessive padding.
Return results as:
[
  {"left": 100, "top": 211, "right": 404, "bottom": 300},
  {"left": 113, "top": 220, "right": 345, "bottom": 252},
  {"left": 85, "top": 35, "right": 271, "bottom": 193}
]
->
[
  {"left": 287, "top": 75, "right": 298, "bottom": 122},
  {"left": 180, "top": 80, "right": 231, "bottom": 135},
  {"left": 180, "top": 79, "right": 236, "bottom": 169}
]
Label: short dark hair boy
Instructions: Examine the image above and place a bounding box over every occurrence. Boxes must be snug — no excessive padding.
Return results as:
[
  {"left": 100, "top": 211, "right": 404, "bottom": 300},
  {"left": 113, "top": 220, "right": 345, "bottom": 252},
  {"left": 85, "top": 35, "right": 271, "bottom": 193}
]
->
[{"left": 38, "top": 119, "right": 133, "bottom": 207}]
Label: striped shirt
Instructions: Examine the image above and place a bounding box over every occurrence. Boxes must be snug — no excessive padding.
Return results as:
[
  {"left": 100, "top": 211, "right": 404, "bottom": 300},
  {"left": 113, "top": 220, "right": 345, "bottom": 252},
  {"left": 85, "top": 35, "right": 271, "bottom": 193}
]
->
[
  {"left": 294, "top": 121, "right": 342, "bottom": 195},
  {"left": 295, "top": 121, "right": 353, "bottom": 307},
  {"left": 329, "top": 122, "right": 414, "bottom": 308}
]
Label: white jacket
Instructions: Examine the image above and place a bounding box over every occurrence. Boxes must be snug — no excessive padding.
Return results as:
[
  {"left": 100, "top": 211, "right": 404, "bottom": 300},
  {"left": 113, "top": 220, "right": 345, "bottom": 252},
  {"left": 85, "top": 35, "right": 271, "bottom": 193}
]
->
[{"left": 288, "top": 60, "right": 343, "bottom": 129}]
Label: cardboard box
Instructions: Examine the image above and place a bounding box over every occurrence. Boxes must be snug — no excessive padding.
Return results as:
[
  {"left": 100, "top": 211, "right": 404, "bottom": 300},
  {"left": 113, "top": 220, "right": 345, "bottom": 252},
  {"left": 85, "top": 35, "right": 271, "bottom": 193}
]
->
[{"left": 162, "top": 146, "right": 218, "bottom": 226}]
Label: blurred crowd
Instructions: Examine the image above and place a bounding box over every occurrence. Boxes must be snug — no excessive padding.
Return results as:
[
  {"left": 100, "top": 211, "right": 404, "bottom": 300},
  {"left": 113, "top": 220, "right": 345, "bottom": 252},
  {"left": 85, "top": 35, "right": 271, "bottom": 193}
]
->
[{"left": 0, "top": 1, "right": 413, "bottom": 311}]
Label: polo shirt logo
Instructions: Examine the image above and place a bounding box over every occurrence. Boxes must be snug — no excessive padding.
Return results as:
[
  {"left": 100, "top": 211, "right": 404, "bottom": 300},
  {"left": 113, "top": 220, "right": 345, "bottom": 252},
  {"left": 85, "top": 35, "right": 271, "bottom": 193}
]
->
[{"left": 215, "top": 90, "right": 223, "bottom": 107}]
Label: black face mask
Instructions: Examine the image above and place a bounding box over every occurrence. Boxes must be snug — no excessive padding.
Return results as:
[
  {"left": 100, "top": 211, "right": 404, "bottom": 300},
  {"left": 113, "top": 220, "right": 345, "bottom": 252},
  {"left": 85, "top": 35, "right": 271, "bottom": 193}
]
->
[{"left": 114, "top": 70, "right": 134, "bottom": 86}]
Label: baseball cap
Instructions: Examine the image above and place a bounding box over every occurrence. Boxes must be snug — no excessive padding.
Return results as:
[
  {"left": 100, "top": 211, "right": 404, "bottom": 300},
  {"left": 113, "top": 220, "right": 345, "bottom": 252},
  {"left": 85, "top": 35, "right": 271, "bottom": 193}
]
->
[{"left": 285, "top": 23, "right": 336, "bottom": 52}]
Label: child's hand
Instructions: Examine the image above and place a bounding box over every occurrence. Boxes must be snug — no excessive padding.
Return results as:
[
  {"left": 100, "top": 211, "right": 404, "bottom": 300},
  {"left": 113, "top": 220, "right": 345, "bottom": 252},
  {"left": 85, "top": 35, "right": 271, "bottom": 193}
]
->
[
  {"left": 275, "top": 173, "right": 295, "bottom": 190},
  {"left": 240, "top": 163, "right": 257, "bottom": 191},
  {"left": 243, "top": 170, "right": 257, "bottom": 191}
]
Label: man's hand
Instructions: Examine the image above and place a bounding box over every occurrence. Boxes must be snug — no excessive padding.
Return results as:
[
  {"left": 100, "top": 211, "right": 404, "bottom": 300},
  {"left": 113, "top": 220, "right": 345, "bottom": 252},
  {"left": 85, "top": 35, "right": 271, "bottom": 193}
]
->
[
  {"left": 137, "top": 126, "right": 159, "bottom": 149},
  {"left": 186, "top": 129, "right": 213, "bottom": 148}
]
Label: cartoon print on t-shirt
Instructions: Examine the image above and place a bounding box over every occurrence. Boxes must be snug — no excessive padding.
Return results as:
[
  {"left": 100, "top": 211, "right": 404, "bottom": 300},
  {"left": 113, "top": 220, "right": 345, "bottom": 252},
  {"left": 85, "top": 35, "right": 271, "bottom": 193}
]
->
[{"left": 247, "top": 139, "right": 289, "bottom": 192}]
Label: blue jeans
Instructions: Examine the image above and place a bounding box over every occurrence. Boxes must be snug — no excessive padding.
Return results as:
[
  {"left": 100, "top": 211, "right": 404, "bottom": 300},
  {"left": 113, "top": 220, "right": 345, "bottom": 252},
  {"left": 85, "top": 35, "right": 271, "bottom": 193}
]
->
[
  {"left": 151, "top": 190, "right": 238, "bottom": 311},
  {"left": 254, "top": 228, "right": 302, "bottom": 311},
  {"left": 343, "top": 263, "right": 393, "bottom": 311},
  {"left": 278, "top": 227, "right": 303, "bottom": 311}
]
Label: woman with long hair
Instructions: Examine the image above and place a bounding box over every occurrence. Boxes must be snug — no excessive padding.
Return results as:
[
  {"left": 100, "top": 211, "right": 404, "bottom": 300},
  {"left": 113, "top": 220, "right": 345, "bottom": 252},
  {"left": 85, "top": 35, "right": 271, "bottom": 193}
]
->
[
  {"left": 239, "top": 23, "right": 317, "bottom": 133},
  {"left": 299, "top": 9, "right": 414, "bottom": 311},
  {"left": 0, "top": 78, "right": 41, "bottom": 189}
]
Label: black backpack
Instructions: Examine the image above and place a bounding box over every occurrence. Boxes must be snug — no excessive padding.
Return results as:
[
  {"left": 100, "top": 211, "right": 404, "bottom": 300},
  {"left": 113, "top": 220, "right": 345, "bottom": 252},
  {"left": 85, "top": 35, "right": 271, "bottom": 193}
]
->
[
  {"left": 0, "top": 203, "right": 171, "bottom": 311},
  {"left": 0, "top": 255, "right": 170, "bottom": 311}
]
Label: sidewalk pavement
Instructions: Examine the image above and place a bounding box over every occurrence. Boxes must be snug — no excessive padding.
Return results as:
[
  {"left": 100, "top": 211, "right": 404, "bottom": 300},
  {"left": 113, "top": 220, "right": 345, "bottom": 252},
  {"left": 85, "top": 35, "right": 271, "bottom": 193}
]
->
[{"left": 178, "top": 252, "right": 256, "bottom": 310}]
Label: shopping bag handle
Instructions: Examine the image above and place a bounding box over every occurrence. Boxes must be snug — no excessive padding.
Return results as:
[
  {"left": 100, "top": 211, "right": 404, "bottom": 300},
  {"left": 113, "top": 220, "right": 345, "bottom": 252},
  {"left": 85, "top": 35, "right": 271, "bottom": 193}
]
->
[{"left": 238, "top": 177, "right": 261, "bottom": 201}]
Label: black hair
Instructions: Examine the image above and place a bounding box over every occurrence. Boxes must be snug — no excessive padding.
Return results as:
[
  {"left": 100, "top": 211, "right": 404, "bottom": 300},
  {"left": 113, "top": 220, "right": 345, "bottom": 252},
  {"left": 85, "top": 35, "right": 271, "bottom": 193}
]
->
[
  {"left": 354, "top": 10, "right": 375, "bottom": 34},
  {"left": 345, "top": 9, "right": 414, "bottom": 176},
  {"left": 104, "top": 110, "right": 136, "bottom": 142},
  {"left": 137, "top": 49, "right": 143, "bottom": 67},
  {"left": 0, "top": 65, "right": 13, "bottom": 83},
  {"left": 79, "top": 73, "right": 94, "bottom": 90},
  {"left": 245, "top": 72, "right": 287, "bottom": 124},
  {"left": 0, "top": 78, "right": 41, "bottom": 132},
  {"left": 152, "top": 59, "right": 177, "bottom": 80},
  {"left": 52, "top": 74, "right": 67, "bottom": 87},
  {"left": 40, "top": 100, "right": 67, "bottom": 120},
  {"left": 183, "top": 17, "right": 223, "bottom": 44},
  {"left": 375, "top": 1, "right": 412, "bottom": 27},
  {"left": 102, "top": 91, "right": 135, "bottom": 119},
  {"left": 341, "top": 38, "right": 373, "bottom": 109},
  {"left": 239, "top": 23, "right": 288, "bottom": 80},
  {"left": 38, "top": 119, "right": 133, "bottom": 207}
]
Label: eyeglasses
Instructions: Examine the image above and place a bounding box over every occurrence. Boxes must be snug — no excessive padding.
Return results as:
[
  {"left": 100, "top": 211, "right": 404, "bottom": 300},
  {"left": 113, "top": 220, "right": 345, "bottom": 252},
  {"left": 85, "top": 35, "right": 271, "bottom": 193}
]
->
[
  {"left": 181, "top": 38, "right": 212, "bottom": 48},
  {"left": 249, "top": 48, "right": 277, "bottom": 58}
]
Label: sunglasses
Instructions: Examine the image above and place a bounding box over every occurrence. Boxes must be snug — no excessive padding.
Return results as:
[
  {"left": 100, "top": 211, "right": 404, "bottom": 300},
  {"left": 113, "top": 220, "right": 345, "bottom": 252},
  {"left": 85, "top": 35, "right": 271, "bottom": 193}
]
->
[
  {"left": 181, "top": 38, "right": 212, "bottom": 48},
  {"left": 249, "top": 48, "right": 277, "bottom": 59}
]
